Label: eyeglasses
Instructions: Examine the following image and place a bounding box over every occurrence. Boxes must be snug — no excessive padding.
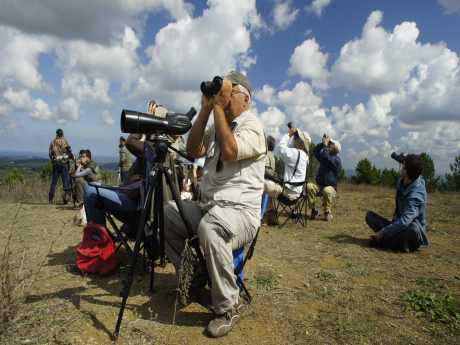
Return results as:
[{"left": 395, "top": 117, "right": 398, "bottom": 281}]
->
[{"left": 216, "top": 121, "right": 237, "bottom": 172}]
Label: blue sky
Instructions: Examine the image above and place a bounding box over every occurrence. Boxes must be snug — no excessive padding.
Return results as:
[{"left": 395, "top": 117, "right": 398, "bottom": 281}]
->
[{"left": 0, "top": 0, "right": 459, "bottom": 172}]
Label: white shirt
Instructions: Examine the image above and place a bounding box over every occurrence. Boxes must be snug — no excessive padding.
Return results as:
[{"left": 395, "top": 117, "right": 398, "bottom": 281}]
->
[{"left": 276, "top": 134, "right": 308, "bottom": 195}]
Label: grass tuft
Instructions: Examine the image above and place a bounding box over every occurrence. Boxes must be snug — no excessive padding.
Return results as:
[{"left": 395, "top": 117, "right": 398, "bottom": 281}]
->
[{"left": 401, "top": 277, "right": 460, "bottom": 334}]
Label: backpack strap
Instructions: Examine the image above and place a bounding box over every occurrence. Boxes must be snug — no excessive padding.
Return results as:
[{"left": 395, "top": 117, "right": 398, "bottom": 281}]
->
[{"left": 288, "top": 151, "right": 300, "bottom": 182}]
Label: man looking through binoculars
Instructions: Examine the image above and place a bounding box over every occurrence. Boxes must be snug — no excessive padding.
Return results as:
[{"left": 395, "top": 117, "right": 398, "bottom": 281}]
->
[{"left": 164, "top": 71, "right": 266, "bottom": 337}]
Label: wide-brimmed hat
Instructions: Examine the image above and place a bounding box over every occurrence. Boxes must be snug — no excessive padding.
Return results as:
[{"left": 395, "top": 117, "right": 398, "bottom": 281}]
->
[{"left": 296, "top": 129, "right": 311, "bottom": 153}]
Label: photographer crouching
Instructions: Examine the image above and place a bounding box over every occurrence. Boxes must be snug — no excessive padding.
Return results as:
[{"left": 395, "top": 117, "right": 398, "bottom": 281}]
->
[
  {"left": 164, "top": 71, "right": 266, "bottom": 337},
  {"left": 365, "top": 153, "right": 429, "bottom": 252}
]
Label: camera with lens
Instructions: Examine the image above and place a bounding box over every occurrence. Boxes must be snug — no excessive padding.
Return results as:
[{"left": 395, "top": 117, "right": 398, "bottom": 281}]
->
[
  {"left": 200, "top": 76, "right": 223, "bottom": 97},
  {"left": 391, "top": 152, "right": 406, "bottom": 164},
  {"left": 120, "top": 107, "right": 196, "bottom": 136}
]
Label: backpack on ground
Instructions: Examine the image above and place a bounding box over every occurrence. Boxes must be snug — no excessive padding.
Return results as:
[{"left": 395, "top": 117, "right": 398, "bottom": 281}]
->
[{"left": 76, "top": 222, "right": 118, "bottom": 275}]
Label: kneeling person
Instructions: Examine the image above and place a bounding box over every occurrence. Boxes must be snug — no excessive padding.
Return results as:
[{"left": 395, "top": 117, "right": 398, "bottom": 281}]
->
[
  {"left": 164, "top": 71, "right": 266, "bottom": 338},
  {"left": 365, "top": 154, "right": 429, "bottom": 252}
]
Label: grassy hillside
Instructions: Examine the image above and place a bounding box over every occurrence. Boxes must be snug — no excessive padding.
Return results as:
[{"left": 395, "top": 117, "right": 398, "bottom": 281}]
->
[{"left": 0, "top": 179, "right": 459, "bottom": 345}]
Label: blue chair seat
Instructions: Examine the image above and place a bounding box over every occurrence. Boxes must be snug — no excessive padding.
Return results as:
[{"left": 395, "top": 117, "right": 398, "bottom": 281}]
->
[{"left": 232, "top": 192, "right": 268, "bottom": 286}]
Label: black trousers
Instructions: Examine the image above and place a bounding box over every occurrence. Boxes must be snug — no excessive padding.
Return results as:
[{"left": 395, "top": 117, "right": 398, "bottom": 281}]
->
[{"left": 365, "top": 211, "right": 421, "bottom": 252}]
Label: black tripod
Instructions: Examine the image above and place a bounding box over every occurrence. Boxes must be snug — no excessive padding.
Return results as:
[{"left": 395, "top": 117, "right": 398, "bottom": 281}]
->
[{"left": 114, "top": 137, "right": 205, "bottom": 339}]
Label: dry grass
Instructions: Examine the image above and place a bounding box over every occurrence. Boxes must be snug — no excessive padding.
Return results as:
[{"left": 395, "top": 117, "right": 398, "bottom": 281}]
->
[
  {"left": 0, "top": 178, "right": 459, "bottom": 344},
  {"left": 0, "top": 176, "right": 49, "bottom": 204}
]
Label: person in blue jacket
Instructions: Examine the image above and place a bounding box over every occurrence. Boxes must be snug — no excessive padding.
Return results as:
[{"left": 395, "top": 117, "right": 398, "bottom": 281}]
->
[
  {"left": 307, "top": 134, "right": 342, "bottom": 221},
  {"left": 365, "top": 154, "right": 429, "bottom": 252}
]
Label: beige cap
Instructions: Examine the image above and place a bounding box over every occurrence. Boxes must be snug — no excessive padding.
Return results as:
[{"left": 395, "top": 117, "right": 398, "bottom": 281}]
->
[
  {"left": 330, "top": 138, "right": 341, "bottom": 153},
  {"left": 225, "top": 70, "right": 252, "bottom": 95}
]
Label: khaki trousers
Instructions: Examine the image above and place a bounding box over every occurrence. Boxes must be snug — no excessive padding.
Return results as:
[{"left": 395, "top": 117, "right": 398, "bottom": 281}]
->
[
  {"left": 307, "top": 183, "right": 336, "bottom": 213},
  {"left": 164, "top": 201, "right": 258, "bottom": 314}
]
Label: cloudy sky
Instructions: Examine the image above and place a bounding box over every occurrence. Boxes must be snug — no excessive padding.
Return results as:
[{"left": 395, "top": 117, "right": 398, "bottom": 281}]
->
[{"left": 0, "top": 0, "right": 459, "bottom": 172}]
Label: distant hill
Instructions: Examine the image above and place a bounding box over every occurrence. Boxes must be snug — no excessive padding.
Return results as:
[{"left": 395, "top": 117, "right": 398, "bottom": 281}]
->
[
  {"left": 0, "top": 156, "right": 119, "bottom": 177},
  {"left": 0, "top": 157, "right": 49, "bottom": 174}
]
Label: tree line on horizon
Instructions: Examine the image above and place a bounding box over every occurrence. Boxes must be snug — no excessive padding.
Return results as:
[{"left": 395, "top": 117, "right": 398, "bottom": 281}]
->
[{"left": 350, "top": 154, "right": 460, "bottom": 192}]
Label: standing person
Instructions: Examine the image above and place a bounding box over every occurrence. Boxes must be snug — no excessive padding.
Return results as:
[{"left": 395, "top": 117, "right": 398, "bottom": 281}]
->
[
  {"left": 48, "top": 128, "right": 72, "bottom": 204},
  {"left": 72, "top": 149, "right": 100, "bottom": 207},
  {"left": 164, "top": 71, "right": 266, "bottom": 337},
  {"left": 307, "top": 134, "right": 342, "bottom": 221},
  {"left": 119, "top": 136, "right": 131, "bottom": 185},
  {"left": 365, "top": 154, "right": 429, "bottom": 252}
]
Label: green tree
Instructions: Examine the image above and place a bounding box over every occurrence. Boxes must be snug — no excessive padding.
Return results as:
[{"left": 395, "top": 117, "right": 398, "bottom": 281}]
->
[
  {"left": 420, "top": 153, "right": 439, "bottom": 193},
  {"left": 443, "top": 155, "right": 460, "bottom": 192},
  {"left": 381, "top": 168, "right": 400, "bottom": 188},
  {"left": 352, "top": 158, "right": 381, "bottom": 185}
]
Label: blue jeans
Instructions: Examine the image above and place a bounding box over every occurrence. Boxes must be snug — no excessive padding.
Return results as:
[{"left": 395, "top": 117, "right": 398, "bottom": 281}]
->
[
  {"left": 365, "top": 211, "right": 421, "bottom": 252},
  {"left": 84, "top": 184, "right": 139, "bottom": 226},
  {"left": 120, "top": 170, "right": 130, "bottom": 185},
  {"left": 49, "top": 162, "right": 71, "bottom": 201}
]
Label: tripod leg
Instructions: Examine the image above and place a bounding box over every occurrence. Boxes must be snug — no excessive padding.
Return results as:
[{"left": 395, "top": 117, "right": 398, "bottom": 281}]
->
[
  {"left": 163, "top": 168, "right": 206, "bottom": 267},
  {"left": 113, "top": 182, "right": 154, "bottom": 339},
  {"left": 158, "top": 175, "right": 166, "bottom": 267}
]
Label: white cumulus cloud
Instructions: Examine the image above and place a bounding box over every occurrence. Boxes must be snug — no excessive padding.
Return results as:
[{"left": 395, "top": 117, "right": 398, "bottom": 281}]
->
[
  {"left": 61, "top": 74, "right": 111, "bottom": 104},
  {"left": 131, "top": 0, "right": 261, "bottom": 110},
  {"left": 258, "top": 106, "right": 286, "bottom": 138},
  {"left": 0, "top": 0, "right": 193, "bottom": 44},
  {"left": 256, "top": 81, "right": 333, "bottom": 138},
  {"left": 101, "top": 110, "right": 115, "bottom": 126},
  {"left": 57, "top": 97, "right": 79, "bottom": 122},
  {"left": 288, "top": 37, "right": 329, "bottom": 89},
  {"left": 438, "top": 0, "right": 460, "bottom": 14},
  {"left": 273, "top": 1, "right": 299, "bottom": 30},
  {"left": 0, "top": 26, "right": 51, "bottom": 90},
  {"left": 306, "top": 0, "right": 332, "bottom": 17}
]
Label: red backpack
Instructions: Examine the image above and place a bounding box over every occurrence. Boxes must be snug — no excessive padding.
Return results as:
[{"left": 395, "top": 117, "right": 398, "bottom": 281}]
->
[{"left": 76, "top": 222, "right": 118, "bottom": 275}]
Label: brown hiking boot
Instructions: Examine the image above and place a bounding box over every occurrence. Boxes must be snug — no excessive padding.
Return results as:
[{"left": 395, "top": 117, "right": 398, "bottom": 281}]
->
[{"left": 206, "top": 306, "right": 241, "bottom": 338}]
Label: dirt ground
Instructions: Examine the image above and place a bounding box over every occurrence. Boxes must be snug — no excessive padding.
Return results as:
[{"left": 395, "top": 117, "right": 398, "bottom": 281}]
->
[{"left": 1, "top": 183, "right": 459, "bottom": 345}]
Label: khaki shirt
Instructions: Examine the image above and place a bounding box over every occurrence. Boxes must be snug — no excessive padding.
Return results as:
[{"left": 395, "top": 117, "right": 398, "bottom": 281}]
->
[
  {"left": 265, "top": 151, "right": 276, "bottom": 176},
  {"left": 199, "top": 111, "right": 266, "bottom": 220}
]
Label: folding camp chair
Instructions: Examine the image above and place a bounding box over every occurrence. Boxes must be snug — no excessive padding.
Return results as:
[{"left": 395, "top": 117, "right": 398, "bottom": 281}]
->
[
  {"left": 87, "top": 182, "right": 157, "bottom": 289},
  {"left": 231, "top": 192, "right": 268, "bottom": 303},
  {"left": 272, "top": 180, "right": 308, "bottom": 228}
]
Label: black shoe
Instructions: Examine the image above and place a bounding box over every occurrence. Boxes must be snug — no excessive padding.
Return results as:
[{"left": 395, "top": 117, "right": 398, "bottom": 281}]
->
[
  {"left": 369, "top": 237, "right": 379, "bottom": 248},
  {"left": 310, "top": 208, "right": 319, "bottom": 220}
]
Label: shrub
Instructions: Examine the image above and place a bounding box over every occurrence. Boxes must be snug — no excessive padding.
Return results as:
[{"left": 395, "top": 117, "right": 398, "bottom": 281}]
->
[
  {"left": 40, "top": 161, "right": 53, "bottom": 180},
  {"left": 2, "top": 169, "right": 25, "bottom": 188}
]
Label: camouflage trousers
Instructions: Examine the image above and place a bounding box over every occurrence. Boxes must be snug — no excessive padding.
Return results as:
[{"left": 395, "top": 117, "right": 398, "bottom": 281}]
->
[{"left": 307, "top": 183, "right": 336, "bottom": 214}]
